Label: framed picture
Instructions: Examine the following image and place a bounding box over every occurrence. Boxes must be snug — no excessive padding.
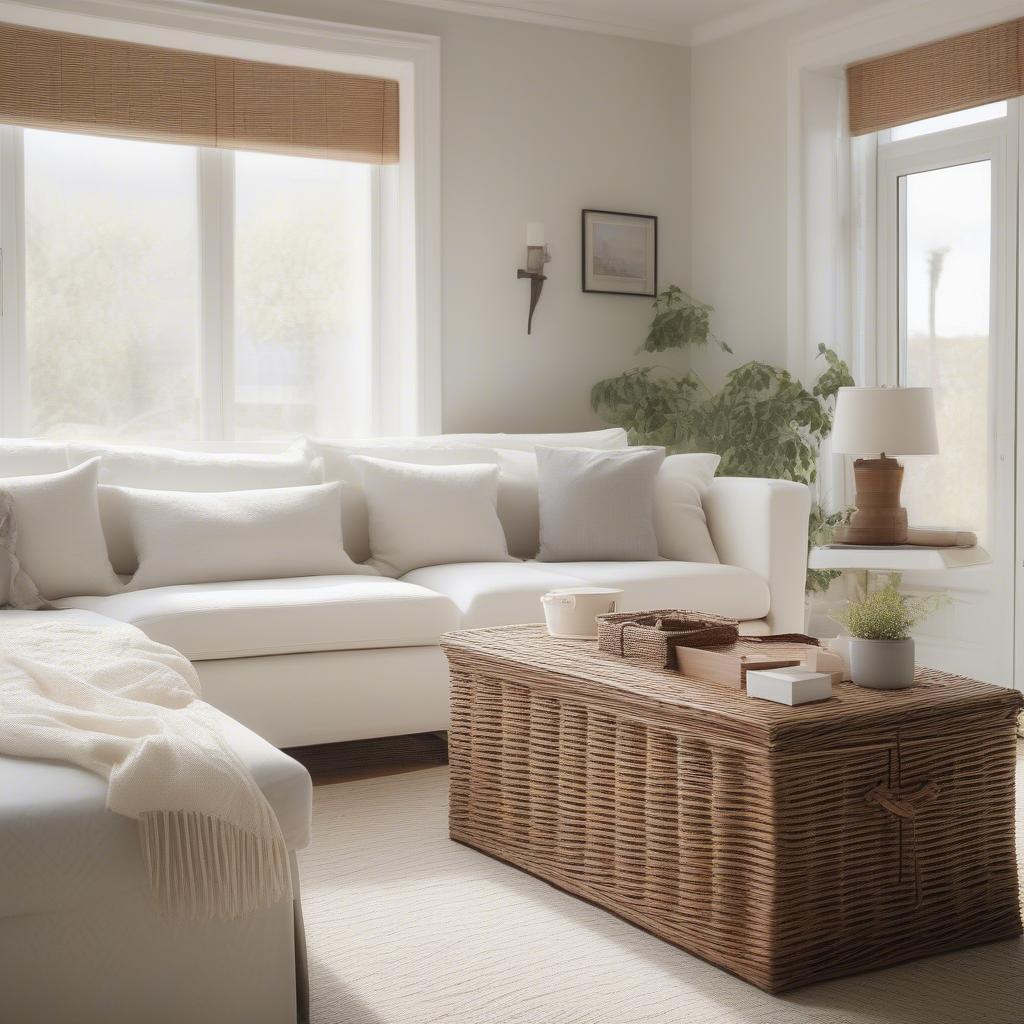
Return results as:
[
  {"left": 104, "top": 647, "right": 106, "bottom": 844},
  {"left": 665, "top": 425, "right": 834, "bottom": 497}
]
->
[{"left": 581, "top": 209, "right": 657, "bottom": 296}]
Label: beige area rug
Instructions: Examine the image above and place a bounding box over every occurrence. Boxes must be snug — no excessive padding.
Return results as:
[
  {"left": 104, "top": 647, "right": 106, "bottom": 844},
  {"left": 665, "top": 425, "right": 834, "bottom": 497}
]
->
[{"left": 299, "top": 763, "right": 1024, "bottom": 1024}]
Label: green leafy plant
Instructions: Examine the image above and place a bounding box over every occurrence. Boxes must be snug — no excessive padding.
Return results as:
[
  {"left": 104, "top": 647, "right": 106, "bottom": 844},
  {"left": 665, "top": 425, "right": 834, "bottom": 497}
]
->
[
  {"left": 640, "top": 285, "right": 732, "bottom": 355},
  {"left": 830, "top": 574, "right": 949, "bottom": 640},
  {"left": 590, "top": 286, "right": 855, "bottom": 593},
  {"left": 806, "top": 505, "right": 852, "bottom": 596}
]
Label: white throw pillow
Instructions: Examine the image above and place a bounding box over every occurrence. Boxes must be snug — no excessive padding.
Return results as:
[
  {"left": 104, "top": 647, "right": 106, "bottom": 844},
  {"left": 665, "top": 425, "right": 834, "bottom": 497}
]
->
[
  {"left": 303, "top": 438, "right": 500, "bottom": 563},
  {"left": 536, "top": 446, "right": 666, "bottom": 562},
  {"left": 67, "top": 443, "right": 319, "bottom": 491},
  {"left": 654, "top": 454, "right": 721, "bottom": 564},
  {"left": 120, "top": 482, "right": 373, "bottom": 591},
  {"left": 0, "top": 459, "right": 121, "bottom": 601},
  {"left": 351, "top": 456, "right": 514, "bottom": 577}
]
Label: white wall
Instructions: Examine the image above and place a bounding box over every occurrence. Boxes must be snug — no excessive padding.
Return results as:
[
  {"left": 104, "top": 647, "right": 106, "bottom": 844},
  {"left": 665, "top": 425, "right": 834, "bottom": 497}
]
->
[
  {"left": 219, "top": 0, "right": 692, "bottom": 434},
  {"left": 689, "top": 0, "right": 1024, "bottom": 685},
  {"left": 688, "top": 0, "right": 1024, "bottom": 384}
]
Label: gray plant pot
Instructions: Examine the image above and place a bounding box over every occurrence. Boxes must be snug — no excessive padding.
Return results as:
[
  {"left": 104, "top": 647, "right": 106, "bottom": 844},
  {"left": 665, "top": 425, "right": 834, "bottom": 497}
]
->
[{"left": 848, "top": 637, "right": 915, "bottom": 689}]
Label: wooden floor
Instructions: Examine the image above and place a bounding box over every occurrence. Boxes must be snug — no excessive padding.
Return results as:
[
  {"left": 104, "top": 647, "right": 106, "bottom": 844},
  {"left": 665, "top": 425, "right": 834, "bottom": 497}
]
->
[{"left": 285, "top": 732, "right": 449, "bottom": 785}]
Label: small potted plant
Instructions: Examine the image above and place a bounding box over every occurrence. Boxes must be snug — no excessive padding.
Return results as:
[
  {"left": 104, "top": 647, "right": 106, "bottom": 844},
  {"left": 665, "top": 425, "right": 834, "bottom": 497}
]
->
[{"left": 830, "top": 575, "right": 948, "bottom": 689}]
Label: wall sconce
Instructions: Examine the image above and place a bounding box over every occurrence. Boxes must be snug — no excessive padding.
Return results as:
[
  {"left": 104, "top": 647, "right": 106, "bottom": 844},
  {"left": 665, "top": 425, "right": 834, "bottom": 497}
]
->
[{"left": 517, "top": 222, "right": 551, "bottom": 334}]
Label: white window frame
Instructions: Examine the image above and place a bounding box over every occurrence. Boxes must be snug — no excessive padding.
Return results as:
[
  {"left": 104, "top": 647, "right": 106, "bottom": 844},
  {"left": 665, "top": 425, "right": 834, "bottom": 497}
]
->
[
  {"left": 874, "top": 106, "right": 1018, "bottom": 685},
  {"left": 0, "top": 0, "right": 441, "bottom": 445}
]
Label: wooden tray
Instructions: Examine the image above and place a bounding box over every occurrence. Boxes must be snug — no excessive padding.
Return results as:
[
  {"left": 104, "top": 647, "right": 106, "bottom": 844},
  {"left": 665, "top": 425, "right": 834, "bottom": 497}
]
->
[{"left": 675, "top": 639, "right": 845, "bottom": 690}]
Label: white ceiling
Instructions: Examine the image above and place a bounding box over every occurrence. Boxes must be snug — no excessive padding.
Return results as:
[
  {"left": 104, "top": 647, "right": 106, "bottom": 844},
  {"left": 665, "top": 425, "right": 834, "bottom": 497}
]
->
[{"left": 385, "top": 0, "right": 838, "bottom": 45}]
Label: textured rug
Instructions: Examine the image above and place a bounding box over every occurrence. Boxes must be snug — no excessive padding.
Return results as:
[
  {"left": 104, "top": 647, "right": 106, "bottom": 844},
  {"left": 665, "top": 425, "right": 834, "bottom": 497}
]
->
[{"left": 298, "top": 763, "right": 1024, "bottom": 1024}]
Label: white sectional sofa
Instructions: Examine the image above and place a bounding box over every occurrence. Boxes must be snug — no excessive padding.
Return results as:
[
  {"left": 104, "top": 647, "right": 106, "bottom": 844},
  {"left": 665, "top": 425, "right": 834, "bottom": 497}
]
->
[
  {"left": 0, "top": 607, "right": 312, "bottom": 1024},
  {"left": 1, "top": 429, "right": 811, "bottom": 749}
]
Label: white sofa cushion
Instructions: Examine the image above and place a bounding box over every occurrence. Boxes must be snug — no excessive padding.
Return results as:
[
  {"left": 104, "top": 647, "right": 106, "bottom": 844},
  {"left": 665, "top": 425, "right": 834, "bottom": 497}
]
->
[
  {"left": 67, "top": 442, "right": 319, "bottom": 490},
  {"left": 0, "top": 608, "right": 312, "bottom": 918},
  {"left": 495, "top": 449, "right": 540, "bottom": 558},
  {"left": 418, "top": 428, "right": 628, "bottom": 451},
  {"left": 304, "top": 438, "right": 500, "bottom": 563},
  {"left": 0, "top": 439, "right": 70, "bottom": 476},
  {"left": 0, "top": 460, "right": 121, "bottom": 602},
  {"left": 655, "top": 453, "right": 721, "bottom": 564},
  {"left": 64, "top": 443, "right": 321, "bottom": 575},
  {"left": 536, "top": 446, "right": 665, "bottom": 561},
  {"left": 117, "top": 482, "right": 370, "bottom": 590},
  {"left": 529, "top": 559, "right": 772, "bottom": 621},
  {"left": 55, "top": 576, "right": 460, "bottom": 661},
  {"left": 402, "top": 562, "right": 593, "bottom": 629},
  {"left": 352, "top": 456, "right": 513, "bottom": 576}
]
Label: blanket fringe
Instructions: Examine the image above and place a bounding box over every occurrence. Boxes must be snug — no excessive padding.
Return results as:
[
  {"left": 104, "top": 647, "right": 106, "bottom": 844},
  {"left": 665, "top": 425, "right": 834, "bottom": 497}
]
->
[{"left": 138, "top": 810, "right": 292, "bottom": 921}]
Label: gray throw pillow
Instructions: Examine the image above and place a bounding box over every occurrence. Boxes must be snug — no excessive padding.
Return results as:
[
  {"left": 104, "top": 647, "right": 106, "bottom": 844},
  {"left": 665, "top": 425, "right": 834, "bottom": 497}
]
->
[{"left": 536, "top": 446, "right": 666, "bottom": 561}]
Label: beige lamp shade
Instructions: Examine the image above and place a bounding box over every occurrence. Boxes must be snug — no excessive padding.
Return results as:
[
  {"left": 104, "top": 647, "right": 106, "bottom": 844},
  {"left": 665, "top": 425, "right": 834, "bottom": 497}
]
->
[{"left": 831, "top": 387, "right": 939, "bottom": 457}]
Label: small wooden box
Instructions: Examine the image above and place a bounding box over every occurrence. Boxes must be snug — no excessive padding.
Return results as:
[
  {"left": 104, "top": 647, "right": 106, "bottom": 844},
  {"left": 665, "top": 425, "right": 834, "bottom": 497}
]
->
[{"left": 675, "top": 640, "right": 844, "bottom": 690}]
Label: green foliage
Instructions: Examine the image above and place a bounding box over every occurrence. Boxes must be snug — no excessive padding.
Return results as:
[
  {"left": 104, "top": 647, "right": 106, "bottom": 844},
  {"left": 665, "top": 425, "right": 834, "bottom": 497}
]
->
[
  {"left": 692, "top": 357, "right": 834, "bottom": 485},
  {"left": 590, "top": 288, "right": 856, "bottom": 593},
  {"left": 591, "top": 343, "right": 853, "bottom": 485},
  {"left": 831, "top": 574, "right": 949, "bottom": 641},
  {"left": 640, "top": 285, "right": 732, "bottom": 355},
  {"left": 806, "top": 504, "right": 852, "bottom": 596},
  {"left": 589, "top": 367, "right": 703, "bottom": 450}
]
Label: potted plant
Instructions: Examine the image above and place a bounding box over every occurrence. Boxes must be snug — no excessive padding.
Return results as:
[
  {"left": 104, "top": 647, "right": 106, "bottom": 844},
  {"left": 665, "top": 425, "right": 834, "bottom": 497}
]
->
[
  {"left": 589, "top": 286, "right": 855, "bottom": 596},
  {"left": 830, "top": 575, "right": 948, "bottom": 689}
]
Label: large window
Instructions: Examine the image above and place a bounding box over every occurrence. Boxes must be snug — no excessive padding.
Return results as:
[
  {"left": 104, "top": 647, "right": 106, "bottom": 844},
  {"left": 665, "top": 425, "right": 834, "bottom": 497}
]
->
[
  {"left": 872, "top": 99, "right": 1018, "bottom": 684},
  {"left": 3, "top": 127, "right": 377, "bottom": 443},
  {"left": 876, "top": 103, "right": 1014, "bottom": 549},
  {"left": 897, "top": 159, "right": 991, "bottom": 540}
]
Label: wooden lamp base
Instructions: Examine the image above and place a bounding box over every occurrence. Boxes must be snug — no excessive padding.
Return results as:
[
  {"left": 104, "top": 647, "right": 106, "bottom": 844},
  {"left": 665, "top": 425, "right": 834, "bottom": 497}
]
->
[{"left": 834, "top": 456, "right": 908, "bottom": 545}]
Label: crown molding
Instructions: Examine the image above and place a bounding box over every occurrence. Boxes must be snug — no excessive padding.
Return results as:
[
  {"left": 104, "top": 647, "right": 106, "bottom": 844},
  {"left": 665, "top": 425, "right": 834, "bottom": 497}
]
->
[
  {"left": 373, "top": 0, "right": 691, "bottom": 46},
  {"left": 690, "top": 0, "right": 832, "bottom": 46}
]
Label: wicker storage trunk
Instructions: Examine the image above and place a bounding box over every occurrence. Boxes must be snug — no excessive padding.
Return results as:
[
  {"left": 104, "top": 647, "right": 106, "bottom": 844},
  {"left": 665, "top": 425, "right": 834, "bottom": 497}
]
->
[{"left": 442, "top": 624, "right": 1022, "bottom": 993}]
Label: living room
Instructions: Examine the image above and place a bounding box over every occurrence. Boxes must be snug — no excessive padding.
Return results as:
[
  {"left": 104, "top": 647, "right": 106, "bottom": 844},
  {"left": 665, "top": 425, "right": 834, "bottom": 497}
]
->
[{"left": 1, "top": 0, "right": 1021, "bottom": 1021}]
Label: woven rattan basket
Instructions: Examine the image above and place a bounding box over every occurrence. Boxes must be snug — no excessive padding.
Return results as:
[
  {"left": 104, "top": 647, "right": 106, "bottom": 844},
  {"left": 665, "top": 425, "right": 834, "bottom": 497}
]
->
[
  {"left": 596, "top": 609, "right": 739, "bottom": 668},
  {"left": 443, "top": 624, "right": 1023, "bottom": 992}
]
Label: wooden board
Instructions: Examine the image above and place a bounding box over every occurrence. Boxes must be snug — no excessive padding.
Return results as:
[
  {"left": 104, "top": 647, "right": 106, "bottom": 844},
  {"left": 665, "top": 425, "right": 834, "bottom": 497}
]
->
[{"left": 675, "top": 641, "right": 845, "bottom": 690}]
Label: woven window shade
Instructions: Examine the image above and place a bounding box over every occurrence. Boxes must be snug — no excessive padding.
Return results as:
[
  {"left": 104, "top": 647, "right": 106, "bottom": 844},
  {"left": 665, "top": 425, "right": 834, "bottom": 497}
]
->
[
  {"left": 847, "top": 19, "right": 1024, "bottom": 137},
  {"left": 0, "top": 21, "right": 399, "bottom": 164}
]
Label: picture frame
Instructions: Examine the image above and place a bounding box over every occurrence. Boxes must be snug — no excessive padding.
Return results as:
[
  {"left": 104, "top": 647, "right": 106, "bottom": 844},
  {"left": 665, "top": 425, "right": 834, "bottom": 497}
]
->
[{"left": 581, "top": 209, "right": 657, "bottom": 297}]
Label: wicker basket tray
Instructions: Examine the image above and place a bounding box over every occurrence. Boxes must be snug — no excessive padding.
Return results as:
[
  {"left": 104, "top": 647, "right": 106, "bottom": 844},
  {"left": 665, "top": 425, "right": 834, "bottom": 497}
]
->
[{"left": 596, "top": 609, "right": 739, "bottom": 668}]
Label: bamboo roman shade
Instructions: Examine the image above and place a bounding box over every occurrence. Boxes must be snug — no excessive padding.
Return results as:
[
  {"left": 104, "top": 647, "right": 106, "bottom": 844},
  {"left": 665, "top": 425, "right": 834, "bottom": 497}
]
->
[
  {"left": 847, "top": 19, "right": 1024, "bottom": 136},
  {"left": 0, "top": 21, "right": 399, "bottom": 164}
]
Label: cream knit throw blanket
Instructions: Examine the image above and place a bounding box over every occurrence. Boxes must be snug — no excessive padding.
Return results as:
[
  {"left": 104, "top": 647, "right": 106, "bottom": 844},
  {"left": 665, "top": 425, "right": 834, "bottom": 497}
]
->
[{"left": 0, "top": 613, "right": 291, "bottom": 920}]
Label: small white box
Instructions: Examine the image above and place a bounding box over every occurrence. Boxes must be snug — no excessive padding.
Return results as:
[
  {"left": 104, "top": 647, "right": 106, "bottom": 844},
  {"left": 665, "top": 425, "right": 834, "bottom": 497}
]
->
[{"left": 745, "top": 666, "right": 832, "bottom": 706}]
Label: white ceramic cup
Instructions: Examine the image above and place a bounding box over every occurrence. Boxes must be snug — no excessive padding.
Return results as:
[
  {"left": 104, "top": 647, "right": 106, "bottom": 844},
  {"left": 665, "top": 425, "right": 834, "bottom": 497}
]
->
[{"left": 540, "top": 587, "right": 624, "bottom": 639}]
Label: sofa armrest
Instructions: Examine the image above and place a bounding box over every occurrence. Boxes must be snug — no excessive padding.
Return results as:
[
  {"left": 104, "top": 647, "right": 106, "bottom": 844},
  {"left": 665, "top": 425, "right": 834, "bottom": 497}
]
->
[{"left": 702, "top": 477, "right": 810, "bottom": 633}]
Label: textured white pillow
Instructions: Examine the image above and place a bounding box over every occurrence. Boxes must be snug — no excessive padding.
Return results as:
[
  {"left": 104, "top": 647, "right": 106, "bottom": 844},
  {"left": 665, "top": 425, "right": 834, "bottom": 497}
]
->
[
  {"left": 536, "top": 446, "right": 666, "bottom": 562},
  {"left": 67, "top": 443, "right": 319, "bottom": 491},
  {"left": 121, "top": 482, "right": 373, "bottom": 591},
  {"left": 303, "top": 438, "right": 499, "bottom": 563},
  {"left": 351, "top": 456, "right": 514, "bottom": 577},
  {"left": 0, "top": 459, "right": 121, "bottom": 600},
  {"left": 654, "top": 454, "right": 721, "bottom": 563}
]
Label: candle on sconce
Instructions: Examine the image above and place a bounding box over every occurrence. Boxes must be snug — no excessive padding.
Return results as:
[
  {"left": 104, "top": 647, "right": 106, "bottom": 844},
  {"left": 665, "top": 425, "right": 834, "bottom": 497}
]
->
[{"left": 518, "top": 222, "right": 550, "bottom": 335}]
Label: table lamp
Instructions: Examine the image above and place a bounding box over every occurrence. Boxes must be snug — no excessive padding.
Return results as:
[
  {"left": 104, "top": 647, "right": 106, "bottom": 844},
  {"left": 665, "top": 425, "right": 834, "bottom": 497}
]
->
[{"left": 830, "top": 386, "right": 939, "bottom": 545}]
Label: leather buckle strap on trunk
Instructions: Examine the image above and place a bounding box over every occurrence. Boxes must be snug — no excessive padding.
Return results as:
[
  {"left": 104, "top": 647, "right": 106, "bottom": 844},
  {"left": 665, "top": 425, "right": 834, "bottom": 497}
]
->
[{"left": 867, "top": 780, "right": 941, "bottom": 906}]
